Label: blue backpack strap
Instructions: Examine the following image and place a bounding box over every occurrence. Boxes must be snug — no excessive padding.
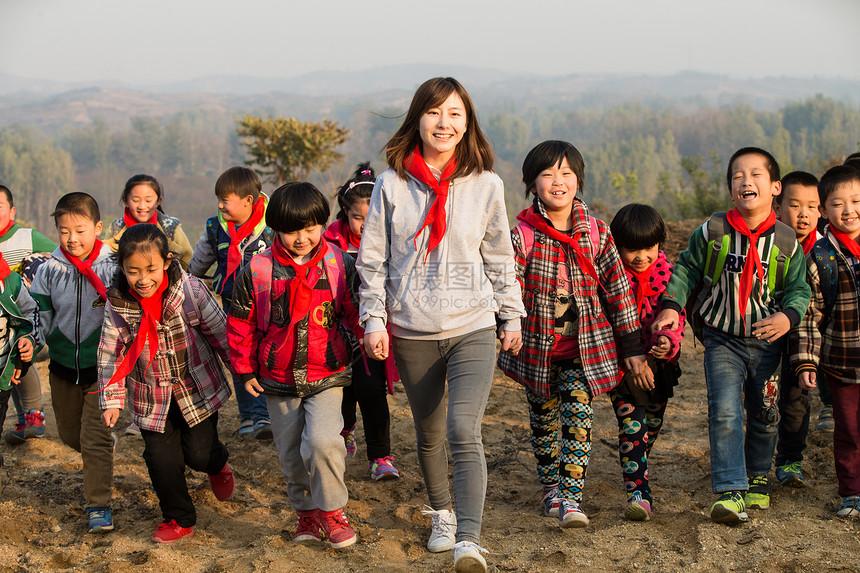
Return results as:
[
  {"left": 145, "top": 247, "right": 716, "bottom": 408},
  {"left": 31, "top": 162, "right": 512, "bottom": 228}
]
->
[{"left": 812, "top": 239, "right": 839, "bottom": 321}]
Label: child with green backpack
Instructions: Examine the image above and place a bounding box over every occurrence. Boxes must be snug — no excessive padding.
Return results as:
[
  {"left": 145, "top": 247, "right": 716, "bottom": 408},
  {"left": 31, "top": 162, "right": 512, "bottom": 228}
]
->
[{"left": 653, "top": 147, "right": 811, "bottom": 524}]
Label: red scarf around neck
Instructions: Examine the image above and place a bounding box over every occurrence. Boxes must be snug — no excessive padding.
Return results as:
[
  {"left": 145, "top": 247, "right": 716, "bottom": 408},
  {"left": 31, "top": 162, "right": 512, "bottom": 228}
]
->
[
  {"left": 271, "top": 238, "right": 326, "bottom": 334},
  {"left": 123, "top": 207, "right": 158, "bottom": 228},
  {"left": 830, "top": 226, "right": 860, "bottom": 261},
  {"left": 62, "top": 239, "right": 108, "bottom": 301},
  {"left": 801, "top": 231, "right": 817, "bottom": 255},
  {"left": 725, "top": 208, "right": 776, "bottom": 328},
  {"left": 0, "top": 252, "right": 10, "bottom": 281},
  {"left": 516, "top": 208, "right": 604, "bottom": 291},
  {"left": 346, "top": 227, "right": 362, "bottom": 250},
  {"left": 222, "top": 197, "right": 266, "bottom": 293},
  {"left": 0, "top": 220, "right": 14, "bottom": 237},
  {"left": 405, "top": 145, "right": 457, "bottom": 262},
  {"left": 631, "top": 263, "right": 659, "bottom": 315},
  {"left": 105, "top": 272, "right": 169, "bottom": 390}
]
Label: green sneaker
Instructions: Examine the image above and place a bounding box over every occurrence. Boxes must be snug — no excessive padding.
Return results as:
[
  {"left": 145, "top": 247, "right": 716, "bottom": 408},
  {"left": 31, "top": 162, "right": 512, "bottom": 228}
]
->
[
  {"left": 710, "top": 491, "right": 748, "bottom": 524},
  {"left": 775, "top": 461, "right": 806, "bottom": 488},
  {"left": 744, "top": 475, "right": 770, "bottom": 509}
]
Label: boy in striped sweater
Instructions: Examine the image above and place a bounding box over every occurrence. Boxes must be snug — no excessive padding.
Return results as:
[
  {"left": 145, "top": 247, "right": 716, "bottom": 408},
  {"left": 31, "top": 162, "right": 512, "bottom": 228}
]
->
[{"left": 653, "top": 147, "right": 811, "bottom": 524}]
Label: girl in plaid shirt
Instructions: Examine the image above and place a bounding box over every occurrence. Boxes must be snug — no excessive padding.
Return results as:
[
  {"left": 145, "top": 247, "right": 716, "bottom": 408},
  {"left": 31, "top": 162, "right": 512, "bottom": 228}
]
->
[
  {"left": 99, "top": 224, "right": 234, "bottom": 544},
  {"left": 498, "top": 140, "right": 647, "bottom": 529}
]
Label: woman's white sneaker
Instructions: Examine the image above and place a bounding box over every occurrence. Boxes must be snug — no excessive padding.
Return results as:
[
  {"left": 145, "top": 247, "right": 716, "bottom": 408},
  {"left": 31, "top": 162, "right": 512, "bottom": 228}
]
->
[
  {"left": 421, "top": 506, "right": 456, "bottom": 553},
  {"left": 453, "top": 541, "right": 488, "bottom": 573}
]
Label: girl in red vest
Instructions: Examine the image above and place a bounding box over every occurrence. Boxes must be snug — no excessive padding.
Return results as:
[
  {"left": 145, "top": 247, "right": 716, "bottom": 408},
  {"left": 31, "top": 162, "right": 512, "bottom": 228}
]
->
[
  {"left": 324, "top": 162, "right": 400, "bottom": 482},
  {"left": 497, "top": 140, "right": 647, "bottom": 529},
  {"left": 227, "top": 182, "right": 364, "bottom": 549}
]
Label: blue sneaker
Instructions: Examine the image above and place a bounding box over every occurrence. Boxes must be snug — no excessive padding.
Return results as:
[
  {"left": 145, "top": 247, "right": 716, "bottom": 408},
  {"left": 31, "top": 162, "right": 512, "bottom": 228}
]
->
[
  {"left": 776, "top": 461, "right": 806, "bottom": 488},
  {"left": 87, "top": 507, "right": 114, "bottom": 533},
  {"left": 837, "top": 495, "right": 860, "bottom": 518},
  {"left": 237, "top": 420, "right": 254, "bottom": 439},
  {"left": 253, "top": 419, "right": 273, "bottom": 440}
]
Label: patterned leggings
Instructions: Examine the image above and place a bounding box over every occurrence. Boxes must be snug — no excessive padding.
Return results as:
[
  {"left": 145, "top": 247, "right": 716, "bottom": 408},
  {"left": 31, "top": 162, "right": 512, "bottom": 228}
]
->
[
  {"left": 608, "top": 388, "right": 668, "bottom": 503},
  {"left": 526, "top": 364, "right": 592, "bottom": 503}
]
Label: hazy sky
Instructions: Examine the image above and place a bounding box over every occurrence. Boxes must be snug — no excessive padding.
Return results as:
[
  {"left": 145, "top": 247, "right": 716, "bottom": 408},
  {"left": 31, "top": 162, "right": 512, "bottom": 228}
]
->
[{"left": 2, "top": 0, "right": 858, "bottom": 85}]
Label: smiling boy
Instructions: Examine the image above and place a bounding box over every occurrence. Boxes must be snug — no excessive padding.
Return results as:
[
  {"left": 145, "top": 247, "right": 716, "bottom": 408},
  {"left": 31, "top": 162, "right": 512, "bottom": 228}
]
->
[
  {"left": 653, "top": 147, "right": 811, "bottom": 524},
  {"left": 790, "top": 164, "right": 860, "bottom": 518},
  {"left": 30, "top": 192, "right": 117, "bottom": 533}
]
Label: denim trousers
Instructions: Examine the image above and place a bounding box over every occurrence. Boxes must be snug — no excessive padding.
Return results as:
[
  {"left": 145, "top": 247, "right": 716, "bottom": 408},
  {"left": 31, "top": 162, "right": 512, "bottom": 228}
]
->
[
  {"left": 232, "top": 374, "right": 269, "bottom": 423},
  {"left": 702, "top": 326, "right": 781, "bottom": 493},
  {"left": 392, "top": 327, "right": 496, "bottom": 545},
  {"left": 266, "top": 388, "right": 349, "bottom": 512}
]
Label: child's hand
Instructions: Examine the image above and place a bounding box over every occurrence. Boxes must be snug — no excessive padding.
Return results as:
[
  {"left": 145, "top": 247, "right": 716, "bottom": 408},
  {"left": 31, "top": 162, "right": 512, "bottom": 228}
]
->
[
  {"left": 632, "top": 363, "right": 656, "bottom": 391},
  {"left": 623, "top": 355, "right": 653, "bottom": 390},
  {"left": 652, "top": 309, "right": 680, "bottom": 332},
  {"left": 364, "top": 331, "right": 389, "bottom": 361},
  {"left": 650, "top": 335, "right": 671, "bottom": 359},
  {"left": 798, "top": 370, "right": 817, "bottom": 390},
  {"left": 102, "top": 408, "right": 120, "bottom": 428},
  {"left": 498, "top": 327, "right": 523, "bottom": 356},
  {"left": 752, "top": 312, "right": 790, "bottom": 343},
  {"left": 17, "top": 338, "right": 33, "bottom": 363},
  {"left": 245, "top": 377, "right": 265, "bottom": 397}
]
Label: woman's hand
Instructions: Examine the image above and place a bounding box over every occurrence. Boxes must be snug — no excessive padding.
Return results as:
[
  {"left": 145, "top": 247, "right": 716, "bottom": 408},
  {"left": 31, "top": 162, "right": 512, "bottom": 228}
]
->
[{"left": 364, "top": 330, "right": 390, "bottom": 361}]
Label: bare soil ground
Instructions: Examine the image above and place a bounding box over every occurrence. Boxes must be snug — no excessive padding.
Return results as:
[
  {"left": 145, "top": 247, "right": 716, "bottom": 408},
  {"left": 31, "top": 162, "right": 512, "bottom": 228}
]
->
[{"left": 1, "top": 220, "right": 857, "bottom": 572}]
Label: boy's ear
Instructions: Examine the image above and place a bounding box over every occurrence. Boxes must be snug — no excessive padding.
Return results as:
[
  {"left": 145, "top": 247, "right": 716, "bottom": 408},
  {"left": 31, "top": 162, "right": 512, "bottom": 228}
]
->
[
  {"left": 772, "top": 180, "right": 782, "bottom": 197},
  {"left": 819, "top": 204, "right": 828, "bottom": 219},
  {"left": 95, "top": 221, "right": 104, "bottom": 235}
]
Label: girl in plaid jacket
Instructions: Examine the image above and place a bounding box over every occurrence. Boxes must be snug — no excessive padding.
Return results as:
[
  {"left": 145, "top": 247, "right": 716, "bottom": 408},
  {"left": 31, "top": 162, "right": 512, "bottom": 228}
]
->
[
  {"left": 497, "top": 141, "right": 647, "bottom": 529},
  {"left": 98, "top": 224, "right": 234, "bottom": 544}
]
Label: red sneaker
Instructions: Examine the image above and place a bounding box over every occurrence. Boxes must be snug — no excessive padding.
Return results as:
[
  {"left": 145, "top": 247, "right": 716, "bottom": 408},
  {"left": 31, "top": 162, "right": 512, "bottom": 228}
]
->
[
  {"left": 209, "top": 462, "right": 235, "bottom": 501},
  {"left": 293, "top": 509, "right": 322, "bottom": 542},
  {"left": 318, "top": 508, "right": 357, "bottom": 549},
  {"left": 152, "top": 520, "right": 194, "bottom": 543},
  {"left": 24, "top": 410, "right": 45, "bottom": 439}
]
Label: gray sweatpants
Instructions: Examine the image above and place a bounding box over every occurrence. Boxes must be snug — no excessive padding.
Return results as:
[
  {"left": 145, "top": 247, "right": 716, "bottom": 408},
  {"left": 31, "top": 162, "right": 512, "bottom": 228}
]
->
[
  {"left": 266, "top": 388, "right": 348, "bottom": 512},
  {"left": 392, "top": 327, "right": 496, "bottom": 544}
]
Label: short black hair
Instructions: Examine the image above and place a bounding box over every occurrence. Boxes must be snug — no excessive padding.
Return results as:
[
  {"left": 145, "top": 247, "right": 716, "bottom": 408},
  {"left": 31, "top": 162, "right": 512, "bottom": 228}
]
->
[
  {"left": 844, "top": 152, "right": 860, "bottom": 170},
  {"left": 521, "top": 140, "right": 586, "bottom": 197},
  {"left": 726, "top": 147, "right": 780, "bottom": 190},
  {"left": 266, "top": 182, "right": 330, "bottom": 233},
  {"left": 776, "top": 171, "right": 819, "bottom": 204},
  {"left": 819, "top": 164, "right": 860, "bottom": 205},
  {"left": 215, "top": 166, "right": 262, "bottom": 201},
  {"left": 116, "top": 223, "right": 171, "bottom": 268},
  {"left": 52, "top": 192, "right": 101, "bottom": 225},
  {"left": 609, "top": 203, "right": 666, "bottom": 251},
  {"left": 0, "top": 185, "right": 12, "bottom": 206}
]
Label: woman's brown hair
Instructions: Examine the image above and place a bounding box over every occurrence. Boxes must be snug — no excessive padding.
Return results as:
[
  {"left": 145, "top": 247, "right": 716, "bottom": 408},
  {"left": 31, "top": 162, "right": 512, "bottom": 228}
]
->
[{"left": 383, "top": 77, "right": 494, "bottom": 180}]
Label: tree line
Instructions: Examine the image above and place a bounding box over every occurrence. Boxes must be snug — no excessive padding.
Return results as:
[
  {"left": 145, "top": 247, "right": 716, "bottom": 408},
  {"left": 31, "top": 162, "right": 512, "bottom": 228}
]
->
[{"left": 0, "top": 93, "right": 858, "bottom": 236}]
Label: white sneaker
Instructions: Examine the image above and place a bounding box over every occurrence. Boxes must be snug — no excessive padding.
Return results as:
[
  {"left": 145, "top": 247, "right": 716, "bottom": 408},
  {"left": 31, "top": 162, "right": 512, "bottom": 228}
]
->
[
  {"left": 453, "top": 541, "right": 488, "bottom": 573},
  {"left": 421, "top": 506, "right": 456, "bottom": 553}
]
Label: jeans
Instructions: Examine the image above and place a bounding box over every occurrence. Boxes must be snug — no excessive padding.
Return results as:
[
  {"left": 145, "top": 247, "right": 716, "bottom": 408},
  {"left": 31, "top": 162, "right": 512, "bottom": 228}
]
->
[
  {"left": 140, "top": 400, "right": 228, "bottom": 527},
  {"left": 392, "top": 327, "right": 496, "bottom": 545},
  {"left": 233, "top": 375, "right": 269, "bottom": 423},
  {"left": 702, "top": 326, "right": 781, "bottom": 493}
]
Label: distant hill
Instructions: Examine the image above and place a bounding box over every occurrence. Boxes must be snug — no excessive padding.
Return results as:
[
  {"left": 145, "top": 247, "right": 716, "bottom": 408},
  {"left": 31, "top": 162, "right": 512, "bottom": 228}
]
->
[{"left": 2, "top": 66, "right": 859, "bottom": 134}]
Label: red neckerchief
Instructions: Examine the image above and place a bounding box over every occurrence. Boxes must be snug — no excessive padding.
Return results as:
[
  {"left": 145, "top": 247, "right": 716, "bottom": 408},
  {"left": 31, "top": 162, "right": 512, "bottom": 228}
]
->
[
  {"left": 725, "top": 208, "right": 776, "bottom": 328},
  {"left": 347, "top": 227, "right": 362, "bottom": 250},
  {"left": 801, "top": 231, "right": 817, "bottom": 255},
  {"left": 405, "top": 145, "right": 457, "bottom": 262},
  {"left": 631, "top": 263, "right": 659, "bottom": 314},
  {"left": 271, "top": 238, "right": 326, "bottom": 334},
  {"left": 105, "top": 272, "right": 169, "bottom": 390},
  {"left": 0, "top": 220, "right": 14, "bottom": 237},
  {"left": 222, "top": 197, "right": 266, "bottom": 293},
  {"left": 123, "top": 207, "right": 157, "bottom": 227},
  {"left": 516, "top": 208, "right": 603, "bottom": 290},
  {"left": 830, "top": 226, "right": 860, "bottom": 261},
  {"left": 0, "top": 252, "right": 10, "bottom": 281},
  {"left": 61, "top": 240, "right": 108, "bottom": 301}
]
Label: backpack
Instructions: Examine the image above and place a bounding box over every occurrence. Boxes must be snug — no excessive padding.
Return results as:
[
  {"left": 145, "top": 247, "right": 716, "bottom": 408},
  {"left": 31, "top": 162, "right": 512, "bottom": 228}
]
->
[
  {"left": 249, "top": 246, "right": 348, "bottom": 333},
  {"left": 810, "top": 238, "right": 839, "bottom": 323},
  {"left": 514, "top": 216, "right": 600, "bottom": 261},
  {"left": 685, "top": 212, "right": 797, "bottom": 342}
]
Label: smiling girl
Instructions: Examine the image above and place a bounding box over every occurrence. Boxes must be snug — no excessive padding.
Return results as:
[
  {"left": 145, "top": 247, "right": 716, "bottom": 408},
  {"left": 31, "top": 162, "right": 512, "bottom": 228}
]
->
[
  {"left": 104, "top": 175, "right": 194, "bottom": 269},
  {"left": 497, "top": 140, "right": 646, "bottom": 530},
  {"left": 98, "top": 223, "right": 234, "bottom": 544},
  {"left": 357, "top": 77, "right": 525, "bottom": 573}
]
